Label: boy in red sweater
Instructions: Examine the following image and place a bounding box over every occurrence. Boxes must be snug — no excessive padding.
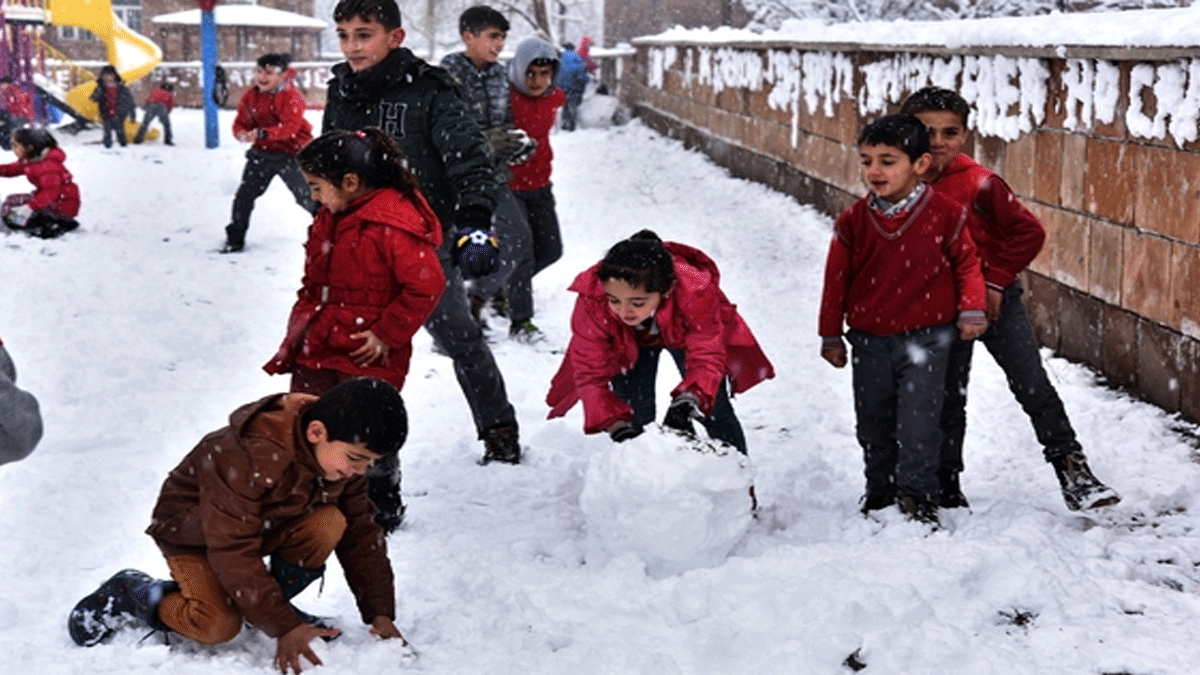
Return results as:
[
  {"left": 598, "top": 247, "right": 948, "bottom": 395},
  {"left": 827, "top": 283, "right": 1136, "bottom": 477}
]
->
[
  {"left": 900, "top": 87, "right": 1120, "bottom": 511},
  {"left": 134, "top": 81, "right": 175, "bottom": 145},
  {"left": 223, "top": 53, "right": 317, "bottom": 253},
  {"left": 508, "top": 37, "right": 567, "bottom": 306},
  {"left": 819, "top": 114, "right": 987, "bottom": 527}
]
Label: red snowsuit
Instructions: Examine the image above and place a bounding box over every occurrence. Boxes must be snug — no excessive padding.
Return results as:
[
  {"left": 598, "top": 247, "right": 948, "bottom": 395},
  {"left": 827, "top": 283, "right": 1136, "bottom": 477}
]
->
[
  {"left": 232, "top": 85, "right": 312, "bottom": 154},
  {"left": 263, "top": 188, "right": 445, "bottom": 391},
  {"left": 546, "top": 242, "right": 774, "bottom": 434},
  {"left": 0, "top": 147, "right": 81, "bottom": 218}
]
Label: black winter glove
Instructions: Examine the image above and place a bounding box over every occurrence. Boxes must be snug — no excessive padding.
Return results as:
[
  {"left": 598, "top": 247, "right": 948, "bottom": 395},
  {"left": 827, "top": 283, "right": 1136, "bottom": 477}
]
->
[
  {"left": 608, "top": 421, "right": 642, "bottom": 443},
  {"left": 453, "top": 206, "right": 499, "bottom": 279},
  {"left": 662, "top": 395, "right": 701, "bottom": 436},
  {"left": 505, "top": 129, "right": 537, "bottom": 166}
]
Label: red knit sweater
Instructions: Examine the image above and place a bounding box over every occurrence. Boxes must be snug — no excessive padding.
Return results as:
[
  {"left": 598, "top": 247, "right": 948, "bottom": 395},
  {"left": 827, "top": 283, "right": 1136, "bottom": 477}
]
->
[
  {"left": 819, "top": 187, "right": 986, "bottom": 338},
  {"left": 925, "top": 153, "right": 1045, "bottom": 290}
]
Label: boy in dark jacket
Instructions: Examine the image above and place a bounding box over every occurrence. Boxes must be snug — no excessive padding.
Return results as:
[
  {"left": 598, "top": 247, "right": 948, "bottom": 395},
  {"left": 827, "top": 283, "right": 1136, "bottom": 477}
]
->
[
  {"left": 68, "top": 378, "right": 410, "bottom": 673},
  {"left": 819, "top": 114, "right": 987, "bottom": 528},
  {"left": 223, "top": 53, "right": 317, "bottom": 253},
  {"left": 88, "top": 65, "right": 136, "bottom": 148},
  {"left": 134, "top": 82, "right": 175, "bottom": 145},
  {"left": 324, "top": 0, "right": 522, "bottom": 468},
  {"left": 900, "top": 86, "right": 1120, "bottom": 511},
  {"left": 441, "top": 5, "right": 538, "bottom": 340}
]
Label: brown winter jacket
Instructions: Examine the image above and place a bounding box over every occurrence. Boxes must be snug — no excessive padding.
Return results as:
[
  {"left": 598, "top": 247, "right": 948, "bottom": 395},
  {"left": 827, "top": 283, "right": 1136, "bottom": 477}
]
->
[{"left": 146, "top": 393, "right": 395, "bottom": 638}]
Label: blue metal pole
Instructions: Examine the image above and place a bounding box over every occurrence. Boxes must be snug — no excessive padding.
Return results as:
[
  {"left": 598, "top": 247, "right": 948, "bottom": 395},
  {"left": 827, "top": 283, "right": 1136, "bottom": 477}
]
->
[{"left": 201, "top": 9, "right": 218, "bottom": 148}]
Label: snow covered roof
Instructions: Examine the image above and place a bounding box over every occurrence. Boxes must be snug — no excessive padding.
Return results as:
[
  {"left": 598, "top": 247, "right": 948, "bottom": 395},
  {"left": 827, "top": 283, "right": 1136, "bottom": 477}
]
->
[
  {"left": 639, "top": 7, "right": 1200, "bottom": 51},
  {"left": 152, "top": 5, "right": 326, "bottom": 29}
]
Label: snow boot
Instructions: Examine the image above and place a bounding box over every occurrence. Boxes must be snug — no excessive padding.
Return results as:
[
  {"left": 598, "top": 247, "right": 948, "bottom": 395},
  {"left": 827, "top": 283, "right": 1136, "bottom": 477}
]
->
[
  {"left": 481, "top": 424, "right": 521, "bottom": 465},
  {"left": 1048, "top": 450, "right": 1121, "bottom": 511},
  {"left": 269, "top": 554, "right": 337, "bottom": 637},
  {"left": 859, "top": 482, "right": 897, "bottom": 514},
  {"left": 938, "top": 469, "right": 970, "bottom": 509},
  {"left": 367, "top": 452, "right": 405, "bottom": 533},
  {"left": 68, "top": 568, "right": 177, "bottom": 646},
  {"left": 897, "top": 495, "right": 941, "bottom": 529},
  {"left": 220, "top": 224, "right": 245, "bottom": 253}
]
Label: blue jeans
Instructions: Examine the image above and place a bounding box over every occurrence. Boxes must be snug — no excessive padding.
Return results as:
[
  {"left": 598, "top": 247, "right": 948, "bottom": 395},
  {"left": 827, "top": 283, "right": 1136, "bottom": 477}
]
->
[
  {"left": 940, "top": 281, "right": 1081, "bottom": 474},
  {"left": 611, "top": 347, "right": 747, "bottom": 454},
  {"left": 847, "top": 325, "right": 955, "bottom": 502}
]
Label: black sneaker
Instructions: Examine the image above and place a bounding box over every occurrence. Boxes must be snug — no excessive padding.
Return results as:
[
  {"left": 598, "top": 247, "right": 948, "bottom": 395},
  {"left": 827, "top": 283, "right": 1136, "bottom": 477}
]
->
[
  {"left": 1049, "top": 450, "right": 1121, "bottom": 511},
  {"left": 481, "top": 424, "right": 521, "bottom": 465},
  {"left": 938, "top": 470, "right": 970, "bottom": 509},
  {"left": 860, "top": 485, "right": 897, "bottom": 514},
  {"left": 68, "top": 569, "right": 153, "bottom": 646},
  {"left": 897, "top": 495, "right": 941, "bottom": 529},
  {"left": 219, "top": 241, "right": 244, "bottom": 254}
]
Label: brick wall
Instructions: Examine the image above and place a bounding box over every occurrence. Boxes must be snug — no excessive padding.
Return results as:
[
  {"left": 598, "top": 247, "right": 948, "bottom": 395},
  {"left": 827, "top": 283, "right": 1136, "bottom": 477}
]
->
[{"left": 614, "top": 40, "right": 1200, "bottom": 422}]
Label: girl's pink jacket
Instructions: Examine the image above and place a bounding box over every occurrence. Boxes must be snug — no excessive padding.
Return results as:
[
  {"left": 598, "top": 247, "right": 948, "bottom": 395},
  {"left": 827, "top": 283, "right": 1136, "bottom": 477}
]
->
[
  {"left": 0, "top": 147, "right": 80, "bottom": 218},
  {"left": 263, "top": 188, "right": 445, "bottom": 391},
  {"left": 546, "top": 241, "right": 774, "bottom": 434}
]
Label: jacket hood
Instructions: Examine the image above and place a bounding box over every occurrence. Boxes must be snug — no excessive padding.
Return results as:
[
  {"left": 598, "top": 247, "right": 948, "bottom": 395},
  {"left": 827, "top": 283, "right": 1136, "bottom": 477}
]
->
[
  {"left": 508, "top": 37, "right": 561, "bottom": 95},
  {"left": 41, "top": 147, "right": 67, "bottom": 164},
  {"left": 938, "top": 153, "right": 979, "bottom": 180},
  {"left": 338, "top": 188, "right": 444, "bottom": 247}
]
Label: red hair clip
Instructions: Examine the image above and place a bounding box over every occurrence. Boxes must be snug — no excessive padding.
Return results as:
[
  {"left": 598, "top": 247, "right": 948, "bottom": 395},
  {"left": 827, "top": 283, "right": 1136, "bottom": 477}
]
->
[{"left": 354, "top": 129, "right": 367, "bottom": 139}]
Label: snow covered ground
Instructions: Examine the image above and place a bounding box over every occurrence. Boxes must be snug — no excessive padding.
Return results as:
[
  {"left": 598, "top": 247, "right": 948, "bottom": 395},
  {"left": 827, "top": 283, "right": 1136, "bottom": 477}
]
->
[{"left": 2, "top": 107, "right": 1200, "bottom": 675}]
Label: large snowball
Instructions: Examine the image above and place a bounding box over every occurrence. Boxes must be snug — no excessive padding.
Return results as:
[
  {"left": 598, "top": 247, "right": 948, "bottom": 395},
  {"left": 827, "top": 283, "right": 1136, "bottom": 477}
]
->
[
  {"left": 580, "top": 428, "right": 755, "bottom": 578},
  {"left": 578, "top": 93, "right": 622, "bottom": 129}
]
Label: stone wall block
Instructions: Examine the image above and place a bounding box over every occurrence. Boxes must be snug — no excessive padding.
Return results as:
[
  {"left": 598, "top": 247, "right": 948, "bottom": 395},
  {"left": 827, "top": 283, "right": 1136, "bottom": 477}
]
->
[
  {"left": 1102, "top": 304, "right": 1138, "bottom": 390},
  {"left": 1088, "top": 218, "right": 1124, "bottom": 305},
  {"left": 1084, "top": 137, "right": 1135, "bottom": 223},
  {"left": 1023, "top": 272, "right": 1061, "bottom": 351},
  {"left": 1122, "top": 231, "right": 1175, "bottom": 326},
  {"left": 1059, "top": 287, "right": 1104, "bottom": 368},
  {"left": 1060, "top": 133, "right": 1087, "bottom": 211},
  {"left": 1173, "top": 243, "right": 1200, "bottom": 338},
  {"left": 1033, "top": 131, "right": 1064, "bottom": 206},
  {"left": 1136, "top": 318, "right": 1182, "bottom": 413},
  {"left": 1134, "top": 144, "right": 1200, "bottom": 243}
]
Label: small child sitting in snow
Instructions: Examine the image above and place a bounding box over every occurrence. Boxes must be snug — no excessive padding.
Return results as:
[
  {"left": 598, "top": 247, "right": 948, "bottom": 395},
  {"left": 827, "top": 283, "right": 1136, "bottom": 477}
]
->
[
  {"left": 546, "top": 229, "right": 774, "bottom": 455},
  {"left": 0, "top": 126, "right": 80, "bottom": 239}
]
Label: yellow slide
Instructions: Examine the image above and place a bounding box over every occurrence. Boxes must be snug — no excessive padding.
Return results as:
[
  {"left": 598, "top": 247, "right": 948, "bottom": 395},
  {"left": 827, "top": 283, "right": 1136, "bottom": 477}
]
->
[{"left": 46, "top": 0, "right": 162, "bottom": 136}]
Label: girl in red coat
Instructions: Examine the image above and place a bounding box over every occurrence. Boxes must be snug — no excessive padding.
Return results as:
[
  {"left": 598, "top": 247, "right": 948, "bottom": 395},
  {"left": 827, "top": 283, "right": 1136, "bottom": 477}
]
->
[
  {"left": 0, "top": 127, "right": 80, "bottom": 239},
  {"left": 263, "top": 127, "right": 446, "bottom": 533},
  {"left": 546, "top": 230, "right": 774, "bottom": 454}
]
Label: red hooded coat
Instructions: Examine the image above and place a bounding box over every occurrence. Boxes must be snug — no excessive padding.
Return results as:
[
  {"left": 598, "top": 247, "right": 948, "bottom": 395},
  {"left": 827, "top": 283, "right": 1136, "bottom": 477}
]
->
[
  {"left": 546, "top": 242, "right": 774, "bottom": 434},
  {"left": 0, "top": 147, "right": 80, "bottom": 218},
  {"left": 263, "top": 188, "right": 445, "bottom": 391}
]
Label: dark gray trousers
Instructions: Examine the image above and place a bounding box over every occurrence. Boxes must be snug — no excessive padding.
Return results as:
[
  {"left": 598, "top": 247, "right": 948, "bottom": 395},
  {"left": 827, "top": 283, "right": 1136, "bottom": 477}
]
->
[
  {"left": 469, "top": 185, "right": 535, "bottom": 325},
  {"left": 227, "top": 148, "right": 316, "bottom": 243}
]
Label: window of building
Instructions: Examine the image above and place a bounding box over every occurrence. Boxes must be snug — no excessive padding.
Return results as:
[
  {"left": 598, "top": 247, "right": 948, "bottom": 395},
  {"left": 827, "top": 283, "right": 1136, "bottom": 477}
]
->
[{"left": 113, "top": 0, "right": 143, "bottom": 31}]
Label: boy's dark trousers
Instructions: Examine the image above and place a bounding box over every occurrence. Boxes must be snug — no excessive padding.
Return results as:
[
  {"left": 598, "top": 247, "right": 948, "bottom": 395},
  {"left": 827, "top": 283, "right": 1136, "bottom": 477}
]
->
[
  {"left": 100, "top": 117, "right": 127, "bottom": 148},
  {"left": 227, "top": 148, "right": 317, "bottom": 247},
  {"left": 469, "top": 185, "right": 535, "bottom": 325},
  {"left": 847, "top": 324, "right": 955, "bottom": 503},
  {"left": 425, "top": 246, "right": 518, "bottom": 434},
  {"left": 134, "top": 102, "right": 171, "bottom": 144},
  {"left": 611, "top": 346, "right": 748, "bottom": 454},
  {"left": 513, "top": 185, "right": 563, "bottom": 278},
  {"left": 940, "top": 281, "right": 1082, "bottom": 474},
  {"left": 562, "top": 90, "right": 583, "bottom": 131}
]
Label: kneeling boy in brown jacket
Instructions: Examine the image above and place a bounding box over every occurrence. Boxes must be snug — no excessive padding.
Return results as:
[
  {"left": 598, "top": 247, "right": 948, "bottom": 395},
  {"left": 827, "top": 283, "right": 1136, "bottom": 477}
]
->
[{"left": 68, "top": 377, "right": 409, "bottom": 673}]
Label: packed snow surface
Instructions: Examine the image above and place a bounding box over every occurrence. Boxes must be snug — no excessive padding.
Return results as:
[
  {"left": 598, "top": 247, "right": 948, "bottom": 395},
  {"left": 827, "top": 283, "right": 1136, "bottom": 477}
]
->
[{"left": 1, "top": 109, "right": 1200, "bottom": 674}]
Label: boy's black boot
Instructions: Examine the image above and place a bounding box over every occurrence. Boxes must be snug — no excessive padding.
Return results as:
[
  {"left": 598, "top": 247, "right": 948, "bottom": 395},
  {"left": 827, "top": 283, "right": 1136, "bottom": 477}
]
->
[
  {"left": 860, "top": 484, "right": 897, "bottom": 514},
  {"left": 269, "top": 555, "right": 337, "bottom": 636},
  {"left": 481, "top": 424, "right": 521, "bottom": 465},
  {"left": 897, "top": 495, "right": 941, "bottom": 529},
  {"left": 938, "top": 469, "right": 970, "bottom": 509},
  {"left": 220, "top": 224, "right": 245, "bottom": 253},
  {"left": 68, "top": 569, "right": 177, "bottom": 646},
  {"left": 367, "top": 452, "right": 405, "bottom": 534},
  {"left": 1048, "top": 450, "right": 1121, "bottom": 511}
]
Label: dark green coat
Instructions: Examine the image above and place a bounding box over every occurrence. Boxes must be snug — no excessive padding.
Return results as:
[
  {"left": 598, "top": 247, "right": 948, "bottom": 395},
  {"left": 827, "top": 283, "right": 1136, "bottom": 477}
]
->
[{"left": 323, "top": 47, "right": 497, "bottom": 231}]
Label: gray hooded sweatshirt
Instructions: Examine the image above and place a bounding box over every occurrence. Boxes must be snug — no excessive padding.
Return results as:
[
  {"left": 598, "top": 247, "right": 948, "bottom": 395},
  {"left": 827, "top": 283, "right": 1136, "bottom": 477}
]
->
[{"left": 508, "top": 37, "right": 561, "bottom": 96}]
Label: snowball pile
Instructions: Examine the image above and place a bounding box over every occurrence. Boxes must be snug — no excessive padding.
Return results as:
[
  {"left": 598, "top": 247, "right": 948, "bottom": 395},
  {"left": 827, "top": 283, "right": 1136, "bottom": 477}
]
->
[{"left": 579, "top": 427, "right": 755, "bottom": 578}]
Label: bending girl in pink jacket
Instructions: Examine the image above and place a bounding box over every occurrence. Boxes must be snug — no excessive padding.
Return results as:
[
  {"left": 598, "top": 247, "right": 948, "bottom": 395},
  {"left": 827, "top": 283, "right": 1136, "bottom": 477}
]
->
[{"left": 546, "top": 230, "right": 774, "bottom": 454}]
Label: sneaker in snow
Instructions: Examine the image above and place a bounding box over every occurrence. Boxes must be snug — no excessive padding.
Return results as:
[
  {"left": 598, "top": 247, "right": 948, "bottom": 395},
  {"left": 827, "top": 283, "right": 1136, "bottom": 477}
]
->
[
  {"left": 68, "top": 569, "right": 153, "bottom": 646},
  {"left": 509, "top": 319, "right": 544, "bottom": 343},
  {"left": 860, "top": 485, "right": 897, "bottom": 514},
  {"left": 1049, "top": 450, "right": 1121, "bottom": 511},
  {"left": 938, "top": 470, "right": 970, "bottom": 509}
]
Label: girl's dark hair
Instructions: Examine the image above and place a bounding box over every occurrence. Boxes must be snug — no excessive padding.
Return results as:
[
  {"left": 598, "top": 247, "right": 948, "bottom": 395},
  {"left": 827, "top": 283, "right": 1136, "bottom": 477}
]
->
[
  {"left": 302, "top": 377, "right": 407, "bottom": 457},
  {"left": 900, "top": 86, "right": 971, "bottom": 128},
  {"left": 597, "top": 229, "right": 675, "bottom": 294},
  {"left": 11, "top": 127, "right": 58, "bottom": 155},
  {"left": 858, "top": 113, "right": 930, "bottom": 162},
  {"left": 334, "top": 0, "right": 402, "bottom": 31},
  {"left": 296, "top": 127, "right": 422, "bottom": 200}
]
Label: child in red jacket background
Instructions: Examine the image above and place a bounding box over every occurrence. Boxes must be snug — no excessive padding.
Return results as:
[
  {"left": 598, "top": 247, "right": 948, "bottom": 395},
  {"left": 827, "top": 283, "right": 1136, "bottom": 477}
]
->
[
  {"left": 508, "top": 36, "right": 568, "bottom": 301},
  {"left": 223, "top": 52, "right": 316, "bottom": 253},
  {"left": 0, "top": 127, "right": 80, "bottom": 239},
  {"left": 134, "top": 81, "right": 175, "bottom": 145},
  {"left": 264, "top": 127, "right": 445, "bottom": 534},
  {"left": 546, "top": 229, "right": 773, "bottom": 455}
]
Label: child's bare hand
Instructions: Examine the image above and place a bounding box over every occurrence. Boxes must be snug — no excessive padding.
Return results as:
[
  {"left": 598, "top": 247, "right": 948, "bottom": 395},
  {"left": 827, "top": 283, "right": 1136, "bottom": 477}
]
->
[
  {"left": 369, "top": 615, "right": 407, "bottom": 642},
  {"left": 275, "top": 623, "right": 341, "bottom": 674},
  {"left": 821, "top": 344, "right": 848, "bottom": 368},
  {"left": 350, "top": 330, "right": 390, "bottom": 367},
  {"left": 985, "top": 288, "right": 1004, "bottom": 322},
  {"left": 960, "top": 323, "right": 987, "bottom": 340},
  {"left": 235, "top": 130, "right": 257, "bottom": 143}
]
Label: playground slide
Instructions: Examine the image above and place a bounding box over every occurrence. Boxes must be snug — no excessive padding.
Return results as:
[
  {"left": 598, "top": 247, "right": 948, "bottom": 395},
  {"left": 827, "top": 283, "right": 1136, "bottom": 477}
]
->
[{"left": 46, "top": 0, "right": 162, "bottom": 135}]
